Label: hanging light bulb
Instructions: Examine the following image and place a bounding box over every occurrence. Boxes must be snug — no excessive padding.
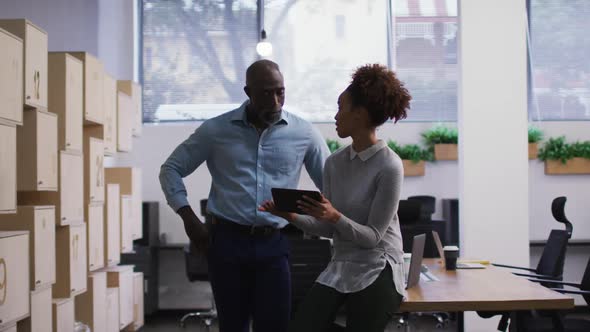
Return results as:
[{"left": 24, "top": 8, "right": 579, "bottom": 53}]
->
[
  {"left": 256, "top": 0, "right": 272, "bottom": 57},
  {"left": 256, "top": 29, "right": 273, "bottom": 57}
]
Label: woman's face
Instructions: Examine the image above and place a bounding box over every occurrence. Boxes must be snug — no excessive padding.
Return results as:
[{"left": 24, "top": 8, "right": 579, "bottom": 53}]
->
[{"left": 335, "top": 90, "right": 366, "bottom": 138}]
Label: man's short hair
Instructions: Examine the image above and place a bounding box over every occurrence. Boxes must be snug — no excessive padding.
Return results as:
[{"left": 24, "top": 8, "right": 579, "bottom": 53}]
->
[{"left": 246, "top": 60, "right": 282, "bottom": 86}]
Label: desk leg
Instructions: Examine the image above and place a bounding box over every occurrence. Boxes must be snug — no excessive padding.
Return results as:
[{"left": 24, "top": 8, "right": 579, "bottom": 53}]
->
[
  {"left": 552, "top": 314, "right": 565, "bottom": 332},
  {"left": 457, "top": 312, "right": 464, "bottom": 332},
  {"left": 509, "top": 311, "right": 528, "bottom": 332}
]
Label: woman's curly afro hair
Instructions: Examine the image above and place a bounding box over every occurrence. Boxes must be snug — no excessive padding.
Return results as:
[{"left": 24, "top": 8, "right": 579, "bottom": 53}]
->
[{"left": 346, "top": 64, "right": 411, "bottom": 126}]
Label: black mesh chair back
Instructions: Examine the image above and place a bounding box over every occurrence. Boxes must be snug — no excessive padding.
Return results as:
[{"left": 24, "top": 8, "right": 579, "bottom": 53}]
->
[
  {"left": 522, "top": 258, "right": 590, "bottom": 332},
  {"left": 200, "top": 199, "right": 208, "bottom": 217},
  {"left": 536, "top": 229, "right": 569, "bottom": 278},
  {"left": 183, "top": 198, "right": 210, "bottom": 282},
  {"left": 184, "top": 245, "right": 209, "bottom": 281},
  {"left": 289, "top": 238, "right": 332, "bottom": 311},
  {"left": 408, "top": 195, "right": 436, "bottom": 221},
  {"left": 282, "top": 223, "right": 305, "bottom": 239},
  {"left": 534, "top": 196, "right": 574, "bottom": 279},
  {"left": 581, "top": 258, "right": 590, "bottom": 306},
  {"left": 180, "top": 198, "right": 218, "bottom": 328},
  {"left": 398, "top": 200, "right": 422, "bottom": 224},
  {"left": 551, "top": 196, "right": 573, "bottom": 238},
  {"left": 480, "top": 197, "right": 575, "bottom": 331}
]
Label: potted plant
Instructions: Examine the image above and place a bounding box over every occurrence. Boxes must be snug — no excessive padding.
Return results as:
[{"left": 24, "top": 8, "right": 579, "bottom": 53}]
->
[
  {"left": 387, "top": 140, "right": 432, "bottom": 176},
  {"left": 528, "top": 125, "right": 544, "bottom": 159},
  {"left": 421, "top": 125, "right": 458, "bottom": 160},
  {"left": 538, "top": 136, "right": 590, "bottom": 174},
  {"left": 326, "top": 139, "right": 342, "bottom": 153}
]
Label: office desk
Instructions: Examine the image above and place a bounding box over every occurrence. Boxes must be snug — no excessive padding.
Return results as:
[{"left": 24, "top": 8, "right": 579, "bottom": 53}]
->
[{"left": 400, "top": 259, "right": 574, "bottom": 331}]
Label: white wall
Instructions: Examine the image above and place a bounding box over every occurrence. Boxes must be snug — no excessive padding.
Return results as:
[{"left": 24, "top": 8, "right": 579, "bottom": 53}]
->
[
  {"left": 0, "top": 0, "right": 99, "bottom": 54},
  {"left": 98, "top": 0, "right": 135, "bottom": 80},
  {"left": 0, "top": 0, "right": 136, "bottom": 80},
  {"left": 114, "top": 120, "right": 590, "bottom": 242},
  {"left": 459, "top": 0, "right": 528, "bottom": 330},
  {"left": 529, "top": 122, "right": 590, "bottom": 242},
  {"left": 459, "top": 0, "right": 529, "bottom": 263}
]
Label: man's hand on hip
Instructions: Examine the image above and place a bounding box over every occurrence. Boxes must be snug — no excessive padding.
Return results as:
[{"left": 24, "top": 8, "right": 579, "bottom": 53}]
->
[{"left": 177, "top": 205, "right": 209, "bottom": 255}]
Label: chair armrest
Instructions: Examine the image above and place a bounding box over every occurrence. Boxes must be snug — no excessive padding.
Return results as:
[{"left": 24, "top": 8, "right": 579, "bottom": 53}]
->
[
  {"left": 550, "top": 289, "right": 590, "bottom": 296},
  {"left": 492, "top": 263, "right": 536, "bottom": 272},
  {"left": 513, "top": 272, "right": 561, "bottom": 280},
  {"left": 527, "top": 278, "right": 581, "bottom": 288}
]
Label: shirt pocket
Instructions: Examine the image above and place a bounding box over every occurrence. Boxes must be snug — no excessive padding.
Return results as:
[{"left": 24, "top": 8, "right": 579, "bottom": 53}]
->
[{"left": 264, "top": 148, "right": 298, "bottom": 175}]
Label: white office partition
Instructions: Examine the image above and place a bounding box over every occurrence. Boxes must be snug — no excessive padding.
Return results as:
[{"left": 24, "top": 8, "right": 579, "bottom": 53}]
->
[{"left": 458, "top": 0, "right": 529, "bottom": 330}]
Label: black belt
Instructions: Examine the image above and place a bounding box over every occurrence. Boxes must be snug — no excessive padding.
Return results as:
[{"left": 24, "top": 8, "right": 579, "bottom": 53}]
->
[{"left": 211, "top": 215, "right": 280, "bottom": 236}]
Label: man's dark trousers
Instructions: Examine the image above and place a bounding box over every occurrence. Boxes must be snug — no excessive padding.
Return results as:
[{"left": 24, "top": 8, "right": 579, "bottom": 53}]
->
[{"left": 207, "top": 220, "right": 291, "bottom": 332}]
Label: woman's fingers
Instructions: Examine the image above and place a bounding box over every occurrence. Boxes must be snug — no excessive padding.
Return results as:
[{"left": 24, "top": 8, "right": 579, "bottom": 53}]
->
[
  {"left": 258, "top": 200, "right": 276, "bottom": 212},
  {"left": 301, "top": 195, "right": 321, "bottom": 205},
  {"left": 297, "top": 202, "right": 327, "bottom": 219},
  {"left": 297, "top": 199, "right": 313, "bottom": 208},
  {"left": 297, "top": 201, "right": 320, "bottom": 215},
  {"left": 297, "top": 201, "right": 314, "bottom": 213}
]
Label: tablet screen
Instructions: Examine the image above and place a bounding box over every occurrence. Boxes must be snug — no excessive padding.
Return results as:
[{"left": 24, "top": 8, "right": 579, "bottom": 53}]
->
[{"left": 271, "top": 188, "right": 322, "bottom": 214}]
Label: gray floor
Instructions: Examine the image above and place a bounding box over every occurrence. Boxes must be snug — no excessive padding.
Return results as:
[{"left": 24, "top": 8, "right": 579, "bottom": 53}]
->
[
  {"left": 141, "top": 311, "right": 590, "bottom": 332},
  {"left": 141, "top": 312, "right": 458, "bottom": 332}
]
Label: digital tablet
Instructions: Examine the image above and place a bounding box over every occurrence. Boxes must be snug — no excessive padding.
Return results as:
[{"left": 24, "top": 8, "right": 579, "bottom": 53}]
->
[{"left": 271, "top": 188, "right": 322, "bottom": 214}]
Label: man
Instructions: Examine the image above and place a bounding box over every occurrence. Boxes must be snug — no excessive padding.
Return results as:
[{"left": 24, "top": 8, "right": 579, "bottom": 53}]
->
[{"left": 159, "top": 60, "right": 329, "bottom": 332}]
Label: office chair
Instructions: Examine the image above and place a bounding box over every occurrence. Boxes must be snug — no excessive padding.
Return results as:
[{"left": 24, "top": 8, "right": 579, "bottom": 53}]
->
[
  {"left": 180, "top": 245, "right": 217, "bottom": 329},
  {"left": 398, "top": 199, "right": 425, "bottom": 255},
  {"left": 525, "top": 257, "right": 590, "bottom": 332},
  {"left": 289, "top": 237, "right": 332, "bottom": 311},
  {"left": 493, "top": 196, "right": 573, "bottom": 280},
  {"left": 398, "top": 199, "right": 422, "bottom": 224},
  {"left": 551, "top": 196, "right": 573, "bottom": 238},
  {"left": 408, "top": 195, "right": 436, "bottom": 222},
  {"left": 397, "top": 201, "right": 450, "bottom": 329},
  {"left": 179, "top": 199, "right": 217, "bottom": 329},
  {"left": 282, "top": 222, "right": 305, "bottom": 239},
  {"left": 479, "top": 196, "right": 574, "bottom": 331},
  {"left": 398, "top": 199, "right": 446, "bottom": 259}
]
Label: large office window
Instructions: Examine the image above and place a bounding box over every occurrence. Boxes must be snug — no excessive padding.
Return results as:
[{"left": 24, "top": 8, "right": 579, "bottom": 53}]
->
[
  {"left": 528, "top": 0, "right": 590, "bottom": 121},
  {"left": 265, "top": 0, "right": 389, "bottom": 122},
  {"left": 392, "top": 0, "right": 458, "bottom": 121},
  {"left": 142, "top": 0, "right": 459, "bottom": 122},
  {"left": 142, "top": 0, "right": 258, "bottom": 122}
]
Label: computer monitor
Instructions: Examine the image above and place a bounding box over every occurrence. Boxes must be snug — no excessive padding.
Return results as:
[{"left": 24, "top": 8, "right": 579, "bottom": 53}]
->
[{"left": 406, "top": 233, "right": 426, "bottom": 289}]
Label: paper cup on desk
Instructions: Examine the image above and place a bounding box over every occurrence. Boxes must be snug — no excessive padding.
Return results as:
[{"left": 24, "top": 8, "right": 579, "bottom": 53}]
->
[{"left": 443, "top": 245, "right": 459, "bottom": 270}]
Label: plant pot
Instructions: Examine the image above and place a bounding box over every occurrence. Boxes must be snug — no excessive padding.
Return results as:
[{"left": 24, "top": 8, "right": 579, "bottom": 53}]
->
[
  {"left": 434, "top": 144, "right": 458, "bottom": 160},
  {"left": 402, "top": 160, "right": 425, "bottom": 176},
  {"left": 528, "top": 143, "right": 538, "bottom": 160},
  {"left": 544, "top": 158, "right": 590, "bottom": 175}
]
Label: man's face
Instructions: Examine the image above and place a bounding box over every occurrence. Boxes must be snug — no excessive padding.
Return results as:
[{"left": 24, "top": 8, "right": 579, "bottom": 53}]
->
[{"left": 245, "top": 69, "right": 285, "bottom": 125}]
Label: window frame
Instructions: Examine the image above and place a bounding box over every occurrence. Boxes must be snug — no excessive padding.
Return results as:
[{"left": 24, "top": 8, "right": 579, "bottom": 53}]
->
[{"left": 140, "top": 0, "right": 464, "bottom": 123}]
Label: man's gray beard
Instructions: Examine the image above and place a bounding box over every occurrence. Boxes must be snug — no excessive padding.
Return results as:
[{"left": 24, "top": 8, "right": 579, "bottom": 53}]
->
[{"left": 262, "top": 110, "right": 282, "bottom": 125}]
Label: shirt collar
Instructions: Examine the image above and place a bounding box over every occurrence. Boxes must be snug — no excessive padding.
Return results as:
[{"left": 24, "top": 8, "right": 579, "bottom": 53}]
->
[
  {"left": 230, "top": 100, "right": 289, "bottom": 126},
  {"left": 349, "top": 140, "right": 387, "bottom": 161}
]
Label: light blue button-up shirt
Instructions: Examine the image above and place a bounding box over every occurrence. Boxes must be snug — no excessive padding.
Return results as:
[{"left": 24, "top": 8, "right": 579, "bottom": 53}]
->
[{"left": 159, "top": 101, "right": 330, "bottom": 228}]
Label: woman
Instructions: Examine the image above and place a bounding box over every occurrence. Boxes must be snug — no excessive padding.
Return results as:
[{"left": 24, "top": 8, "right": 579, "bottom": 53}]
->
[{"left": 259, "top": 63, "right": 412, "bottom": 332}]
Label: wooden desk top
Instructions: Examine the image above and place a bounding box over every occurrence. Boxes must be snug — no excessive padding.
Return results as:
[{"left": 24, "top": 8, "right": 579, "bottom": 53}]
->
[{"left": 400, "top": 259, "right": 575, "bottom": 312}]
